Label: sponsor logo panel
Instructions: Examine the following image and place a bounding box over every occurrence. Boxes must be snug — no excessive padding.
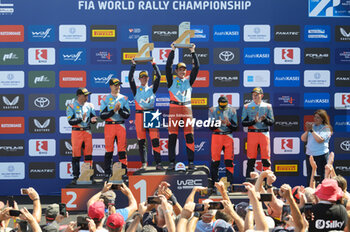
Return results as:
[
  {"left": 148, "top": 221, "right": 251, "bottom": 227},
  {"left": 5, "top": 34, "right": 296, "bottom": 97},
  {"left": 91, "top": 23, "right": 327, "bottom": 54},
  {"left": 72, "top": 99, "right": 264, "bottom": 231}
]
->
[
  {"left": 243, "top": 47, "right": 270, "bottom": 64},
  {"left": 0, "top": 25, "right": 24, "bottom": 42},
  {"left": 334, "top": 115, "right": 350, "bottom": 132},
  {"left": 0, "top": 71, "right": 24, "bottom": 88},
  {"left": 91, "top": 48, "right": 116, "bottom": 64},
  {"left": 29, "top": 117, "right": 55, "bottom": 133},
  {"left": 183, "top": 48, "right": 209, "bottom": 64},
  {"left": 90, "top": 25, "right": 117, "bottom": 41},
  {"left": 304, "top": 25, "right": 330, "bottom": 42},
  {"left": 303, "top": 93, "right": 330, "bottom": 109},
  {"left": 213, "top": 71, "right": 239, "bottom": 87},
  {"left": 334, "top": 138, "right": 350, "bottom": 154},
  {"left": 309, "top": 0, "right": 350, "bottom": 17},
  {"left": 335, "top": 71, "right": 350, "bottom": 87},
  {"left": 29, "top": 162, "right": 56, "bottom": 179},
  {"left": 0, "top": 117, "right": 24, "bottom": 134},
  {"left": 28, "top": 94, "right": 55, "bottom": 111},
  {"left": 92, "top": 138, "right": 117, "bottom": 156},
  {"left": 152, "top": 25, "right": 178, "bottom": 42},
  {"left": 59, "top": 93, "right": 76, "bottom": 111},
  {"left": 121, "top": 25, "right": 149, "bottom": 42},
  {"left": 334, "top": 160, "right": 350, "bottom": 176},
  {"left": 0, "top": 94, "right": 24, "bottom": 111},
  {"left": 243, "top": 70, "right": 270, "bottom": 87},
  {"left": 0, "top": 48, "right": 24, "bottom": 65},
  {"left": 335, "top": 48, "right": 350, "bottom": 64},
  {"left": 28, "top": 25, "right": 55, "bottom": 42},
  {"left": 243, "top": 160, "right": 263, "bottom": 177},
  {"left": 0, "top": 162, "right": 25, "bottom": 180},
  {"left": 304, "top": 70, "right": 330, "bottom": 87},
  {"left": 90, "top": 71, "right": 117, "bottom": 88},
  {"left": 304, "top": 48, "right": 330, "bottom": 64},
  {"left": 336, "top": 26, "right": 350, "bottom": 42},
  {"left": 213, "top": 48, "right": 239, "bottom": 64},
  {"left": 274, "top": 47, "right": 300, "bottom": 64},
  {"left": 191, "top": 70, "right": 209, "bottom": 88},
  {"left": 152, "top": 47, "right": 179, "bottom": 65},
  {"left": 59, "top": 116, "right": 72, "bottom": 134},
  {"left": 0, "top": 140, "right": 25, "bottom": 156},
  {"left": 29, "top": 139, "right": 56, "bottom": 156},
  {"left": 274, "top": 115, "right": 300, "bottom": 132},
  {"left": 91, "top": 118, "right": 105, "bottom": 133},
  {"left": 191, "top": 93, "right": 209, "bottom": 109},
  {"left": 121, "top": 70, "right": 141, "bottom": 88},
  {"left": 191, "top": 25, "right": 209, "bottom": 42},
  {"left": 28, "top": 71, "right": 55, "bottom": 88},
  {"left": 213, "top": 25, "right": 240, "bottom": 42},
  {"left": 59, "top": 25, "right": 86, "bottom": 42},
  {"left": 121, "top": 48, "right": 138, "bottom": 64},
  {"left": 273, "top": 137, "right": 300, "bottom": 154},
  {"left": 159, "top": 138, "right": 179, "bottom": 156},
  {"left": 59, "top": 71, "right": 86, "bottom": 88},
  {"left": 334, "top": 93, "right": 350, "bottom": 110},
  {"left": 60, "top": 139, "right": 72, "bottom": 156},
  {"left": 244, "top": 25, "right": 270, "bottom": 42},
  {"left": 274, "top": 93, "right": 298, "bottom": 107},
  {"left": 274, "top": 25, "right": 300, "bottom": 41},
  {"left": 59, "top": 48, "right": 86, "bottom": 65},
  {"left": 274, "top": 160, "right": 299, "bottom": 176},
  {"left": 28, "top": 48, "right": 55, "bottom": 65},
  {"left": 90, "top": 93, "right": 107, "bottom": 111}
]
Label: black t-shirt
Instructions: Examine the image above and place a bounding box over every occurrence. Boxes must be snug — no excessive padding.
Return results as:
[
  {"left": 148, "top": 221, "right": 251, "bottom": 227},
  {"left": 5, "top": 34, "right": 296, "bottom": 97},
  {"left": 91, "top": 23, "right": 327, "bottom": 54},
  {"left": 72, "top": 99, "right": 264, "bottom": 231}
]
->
[
  {"left": 143, "top": 211, "right": 168, "bottom": 232},
  {"left": 308, "top": 203, "right": 347, "bottom": 231}
]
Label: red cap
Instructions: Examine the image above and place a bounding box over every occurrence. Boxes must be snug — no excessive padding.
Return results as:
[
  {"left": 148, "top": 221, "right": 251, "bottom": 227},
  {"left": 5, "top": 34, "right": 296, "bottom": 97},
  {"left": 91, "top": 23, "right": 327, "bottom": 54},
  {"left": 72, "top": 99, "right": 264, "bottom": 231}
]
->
[
  {"left": 88, "top": 201, "right": 105, "bottom": 220},
  {"left": 107, "top": 213, "right": 125, "bottom": 229},
  {"left": 315, "top": 179, "right": 344, "bottom": 202}
]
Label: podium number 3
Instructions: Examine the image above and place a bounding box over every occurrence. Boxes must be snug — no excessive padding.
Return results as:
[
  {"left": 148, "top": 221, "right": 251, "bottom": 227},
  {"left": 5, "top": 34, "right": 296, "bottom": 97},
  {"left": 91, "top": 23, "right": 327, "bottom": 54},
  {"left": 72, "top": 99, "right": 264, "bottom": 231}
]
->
[{"left": 134, "top": 180, "right": 147, "bottom": 203}]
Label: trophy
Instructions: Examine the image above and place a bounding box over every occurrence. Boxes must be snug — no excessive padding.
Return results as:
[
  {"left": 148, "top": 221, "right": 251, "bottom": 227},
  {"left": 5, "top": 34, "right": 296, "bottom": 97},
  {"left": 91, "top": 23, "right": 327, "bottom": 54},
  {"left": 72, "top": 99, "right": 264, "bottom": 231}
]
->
[
  {"left": 77, "top": 163, "right": 94, "bottom": 185},
  {"left": 109, "top": 162, "right": 125, "bottom": 184},
  {"left": 134, "top": 35, "right": 154, "bottom": 62},
  {"left": 173, "top": 22, "right": 195, "bottom": 48}
]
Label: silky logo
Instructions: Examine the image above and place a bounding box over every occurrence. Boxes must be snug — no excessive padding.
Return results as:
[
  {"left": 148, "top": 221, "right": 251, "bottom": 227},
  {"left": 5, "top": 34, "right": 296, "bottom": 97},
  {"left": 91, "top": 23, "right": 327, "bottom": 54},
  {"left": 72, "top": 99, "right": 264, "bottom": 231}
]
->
[
  {"left": 59, "top": 48, "right": 86, "bottom": 65},
  {"left": 28, "top": 25, "right": 55, "bottom": 42}
]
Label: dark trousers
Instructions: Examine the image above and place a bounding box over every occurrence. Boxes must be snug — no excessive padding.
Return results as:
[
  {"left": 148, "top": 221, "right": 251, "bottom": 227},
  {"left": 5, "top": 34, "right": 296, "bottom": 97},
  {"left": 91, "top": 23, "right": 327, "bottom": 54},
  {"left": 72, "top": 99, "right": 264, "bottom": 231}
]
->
[{"left": 306, "top": 153, "right": 328, "bottom": 186}]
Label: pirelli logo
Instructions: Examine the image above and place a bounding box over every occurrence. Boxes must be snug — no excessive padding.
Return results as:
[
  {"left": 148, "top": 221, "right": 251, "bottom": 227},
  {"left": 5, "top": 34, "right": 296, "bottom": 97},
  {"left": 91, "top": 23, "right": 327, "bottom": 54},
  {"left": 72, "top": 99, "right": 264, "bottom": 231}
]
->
[
  {"left": 274, "top": 161, "right": 299, "bottom": 176},
  {"left": 275, "top": 164, "right": 298, "bottom": 172},
  {"left": 90, "top": 25, "right": 117, "bottom": 41},
  {"left": 123, "top": 52, "right": 137, "bottom": 60},
  {"left": 191, "top": 98, "right": 207, "bottom": 105},
  {"left": 92, "top": 30, "right": 115, "bottom": 37}
]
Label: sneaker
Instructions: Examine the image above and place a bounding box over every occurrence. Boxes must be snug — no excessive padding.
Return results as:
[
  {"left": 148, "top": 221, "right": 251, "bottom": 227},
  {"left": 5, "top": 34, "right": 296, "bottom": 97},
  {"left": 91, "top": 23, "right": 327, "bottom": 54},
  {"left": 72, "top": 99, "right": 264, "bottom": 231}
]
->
[
  {"left": 156, "top": 164, "right": 165, "bottom": 171},
  {"left": 167, "top": 162, "right": 175, "bottom": 170},
  {"left": 188, "top": 162, "right": 195, "bottom": 170},
  {"left": 71, "top": 177, "right": 78, "bottom": 185},
  {"left": 140, "top": 163, "right": 148, "bottom": 170}
]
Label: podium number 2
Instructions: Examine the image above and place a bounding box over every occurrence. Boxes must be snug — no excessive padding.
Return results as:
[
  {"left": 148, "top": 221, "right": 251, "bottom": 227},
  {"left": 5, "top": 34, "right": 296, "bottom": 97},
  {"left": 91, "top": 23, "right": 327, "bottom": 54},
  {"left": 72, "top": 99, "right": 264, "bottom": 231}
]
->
[
  {"left": 66, "top": 191, "right": 77, "bottom": 208},
  {"left": 134, "top": 180, "right": 146, "bottom": 203}
]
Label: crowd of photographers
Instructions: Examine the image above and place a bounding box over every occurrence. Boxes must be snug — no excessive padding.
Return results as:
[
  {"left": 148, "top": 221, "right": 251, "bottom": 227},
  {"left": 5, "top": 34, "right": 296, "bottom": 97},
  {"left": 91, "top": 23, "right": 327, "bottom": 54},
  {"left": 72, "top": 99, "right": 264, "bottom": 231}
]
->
[{"left": 1, "top": 152, "right": 350, "bottom": 232}]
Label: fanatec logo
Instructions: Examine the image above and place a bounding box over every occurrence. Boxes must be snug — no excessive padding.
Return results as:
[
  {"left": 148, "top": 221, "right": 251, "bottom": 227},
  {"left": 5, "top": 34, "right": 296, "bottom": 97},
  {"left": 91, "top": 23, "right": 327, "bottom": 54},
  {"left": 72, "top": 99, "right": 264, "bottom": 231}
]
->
[{"left": 34, "top": 97, "right": 50, "bottom": 108}]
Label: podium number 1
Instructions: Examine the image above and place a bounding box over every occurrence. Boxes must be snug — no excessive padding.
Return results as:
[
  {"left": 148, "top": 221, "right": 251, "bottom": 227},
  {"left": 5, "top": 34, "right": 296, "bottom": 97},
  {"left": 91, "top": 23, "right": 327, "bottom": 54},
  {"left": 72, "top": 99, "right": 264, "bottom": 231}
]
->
[{"left": 134, "top": 180, "right": 147, "bottom": 203}]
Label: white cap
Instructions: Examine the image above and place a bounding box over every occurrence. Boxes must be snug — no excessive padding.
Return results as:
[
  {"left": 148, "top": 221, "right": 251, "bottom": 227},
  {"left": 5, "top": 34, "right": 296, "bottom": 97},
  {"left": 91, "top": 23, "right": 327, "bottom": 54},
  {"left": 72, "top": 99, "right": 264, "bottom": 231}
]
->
[{"left": 175, "top": 162, "right": 186, "bottom": 172}]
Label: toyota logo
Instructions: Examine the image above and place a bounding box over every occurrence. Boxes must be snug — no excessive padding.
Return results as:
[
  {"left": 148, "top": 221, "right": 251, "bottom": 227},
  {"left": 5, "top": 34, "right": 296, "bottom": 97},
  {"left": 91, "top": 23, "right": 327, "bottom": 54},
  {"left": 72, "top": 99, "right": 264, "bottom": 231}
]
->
[
  {"left": 219, "top": 51, "right": 234, "bottom": 62},
  {"left": 34, "top": 97, "right": 50, "bottom": 108},
  {"left": 340, "top": 141, "right": 350, "bottom": 151}
]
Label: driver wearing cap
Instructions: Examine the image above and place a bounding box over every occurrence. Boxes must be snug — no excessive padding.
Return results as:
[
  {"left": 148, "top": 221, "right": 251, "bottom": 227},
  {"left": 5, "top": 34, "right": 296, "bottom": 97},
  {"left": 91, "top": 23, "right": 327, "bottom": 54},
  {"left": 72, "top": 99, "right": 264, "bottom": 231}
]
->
[
  {"left": 66, "top": 88, "right": 97, "bottom": 184},
  {"left": 209, "top": 96, "right": 238, "bottom": 185},
  {"left": 100, "top": 78, "right": 130, "bottom": 180}
]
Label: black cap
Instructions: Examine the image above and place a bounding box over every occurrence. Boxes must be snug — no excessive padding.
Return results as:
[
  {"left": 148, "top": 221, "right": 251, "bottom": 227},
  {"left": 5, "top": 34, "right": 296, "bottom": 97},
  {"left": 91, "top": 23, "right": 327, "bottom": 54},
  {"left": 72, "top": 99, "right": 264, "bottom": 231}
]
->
[
  {"left": 76, "top": 88, "right": 91, "bottom": 96},
  {"left": 109, "top": 78, "right": 122, "bottom": 86},
  {"left": 218, "top": 96, "right": 228, "bottom": 108}
]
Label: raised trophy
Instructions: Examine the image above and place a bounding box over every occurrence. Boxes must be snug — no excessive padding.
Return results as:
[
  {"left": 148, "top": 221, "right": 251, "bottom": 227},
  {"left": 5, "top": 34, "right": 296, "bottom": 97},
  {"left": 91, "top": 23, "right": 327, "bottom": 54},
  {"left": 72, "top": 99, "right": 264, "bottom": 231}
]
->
[
  {"left": 109, "top": 162, "right": 125, "bottom": 184},
  {"left": 77, "top": 163, "right": 94, "bottom": 185},
  {"left": 134, "top": 35, "right": 154, "bottom": 62},
  {"left": 173, "top": 21, "right": 195, "bottom": 48}
]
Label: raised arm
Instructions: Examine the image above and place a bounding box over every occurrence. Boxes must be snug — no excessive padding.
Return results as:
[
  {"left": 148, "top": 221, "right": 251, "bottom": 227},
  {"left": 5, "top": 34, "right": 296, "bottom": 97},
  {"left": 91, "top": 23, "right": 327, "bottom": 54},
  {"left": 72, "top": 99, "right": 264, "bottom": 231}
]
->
[
  {"left": 165, "top": 43, "right": 175, "bottom": 88},
  {"left": 128, "top": 59, "right": 137, "bottom": 96},
  {"left": 152, "top": 58, "right": 161, "bottom": 94},
  {"left": 189, "top": 44, "right": 199, "bottom": 86}
]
